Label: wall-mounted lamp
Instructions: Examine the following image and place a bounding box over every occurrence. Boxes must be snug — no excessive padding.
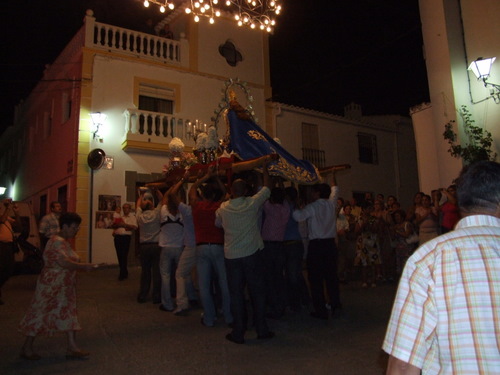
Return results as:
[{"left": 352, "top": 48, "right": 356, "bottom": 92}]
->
[
  {"left": 468, "top": 57, "right": 500, "bottom": 103},
  {"left": 90, "top": 112, "right": 107, "bottom": 141},
  {"left": 0, "top": 187, "right": 6, "bottom": 195}
]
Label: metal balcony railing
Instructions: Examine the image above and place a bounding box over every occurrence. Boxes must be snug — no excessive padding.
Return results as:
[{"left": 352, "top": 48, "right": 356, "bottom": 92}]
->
[{"left": 302, "top": 147, "right": 326, "bottom": 168}]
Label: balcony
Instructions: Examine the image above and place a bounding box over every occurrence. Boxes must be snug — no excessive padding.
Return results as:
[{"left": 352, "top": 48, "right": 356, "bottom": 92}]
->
[
  {"left": 122, "top": 109, "right": 196, "bottom": 153},
  {"left": 302, "top": 148, "right": 326, "bottom": 168},
  {"left": 84, "top": 10, "right": 189, "bottom": 67}
]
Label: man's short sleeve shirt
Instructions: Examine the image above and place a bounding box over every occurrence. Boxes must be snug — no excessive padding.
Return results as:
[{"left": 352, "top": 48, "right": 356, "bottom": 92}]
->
[{"left": 382, "top": 215, "right": 500, "bottom": 374}]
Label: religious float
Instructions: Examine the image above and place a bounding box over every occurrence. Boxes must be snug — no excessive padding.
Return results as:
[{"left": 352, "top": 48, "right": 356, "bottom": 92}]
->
[{"left": 148, "top": 78, "right": 349, "bottom": 189}]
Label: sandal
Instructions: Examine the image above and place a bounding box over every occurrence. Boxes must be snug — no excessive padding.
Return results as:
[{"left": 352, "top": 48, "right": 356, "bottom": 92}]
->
[
  {"left": 20, "top": 350, "right": 41, "bottom": 361},
  {"left": 66, "top": 350, "right": 90, "bottom": 359}
]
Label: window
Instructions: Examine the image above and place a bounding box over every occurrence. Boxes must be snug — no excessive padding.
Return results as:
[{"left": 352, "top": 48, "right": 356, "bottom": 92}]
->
[
  {"left": 58, "top": 185, "right": 68, "bottom": 213},
  {"left": 357, "top": 132, "right": 378, "bottom": 164},
  {"left": 39, "top": 194, "right": 47, "bottom": 218},
  {"left": 302, "top": 123, "right": 319, "bottom": 149},
  {"left": 43, "top": 111, "right": 52, "bottom": 139},
  {"left": 138, "top": 84, "right": 174, "bottom": 114},
  {"left": 62, "top": 92, "right": 72, "bottom": 123},
  {"left": 301, "top": 123, "right": 325, "bottom": 168}
]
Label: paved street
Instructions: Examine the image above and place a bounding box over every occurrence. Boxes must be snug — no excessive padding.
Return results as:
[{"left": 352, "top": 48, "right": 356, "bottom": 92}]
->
[{"left": 1, "top": 266, "right": 397, "bottom": 375}]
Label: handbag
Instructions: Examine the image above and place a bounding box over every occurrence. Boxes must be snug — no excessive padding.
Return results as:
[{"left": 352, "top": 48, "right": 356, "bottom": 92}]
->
[
  {"left": 404, "top": 222, "right": 419, "bottom": 245},
  {"left": 2, "top": 222, "right": 22, "bottom": 253},
  {"left": 405, "top": 233, "right": 419, "bottom": 245}
]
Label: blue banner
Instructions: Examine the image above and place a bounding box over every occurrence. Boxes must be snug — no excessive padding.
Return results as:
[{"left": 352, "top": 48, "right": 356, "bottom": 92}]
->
[{"left": 227, "top": 109, "right": 320, "bottom": 184}]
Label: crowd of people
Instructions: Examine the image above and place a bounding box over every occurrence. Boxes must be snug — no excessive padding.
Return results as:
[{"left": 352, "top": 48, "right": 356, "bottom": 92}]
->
[
  {"left": 335, "top": 183, "right": 461, "bottom": 288},
  {"left": 3, "top": 159, "right": 499, "bottom": 372}
]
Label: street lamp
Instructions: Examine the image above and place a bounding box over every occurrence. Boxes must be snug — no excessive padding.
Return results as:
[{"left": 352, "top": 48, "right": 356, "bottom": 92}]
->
[
  {"left": 468, "top": 57, "right": 500, "bottom": 103},
  {"left": 90, "top": 112, "right": 107, "bottom": 141}
]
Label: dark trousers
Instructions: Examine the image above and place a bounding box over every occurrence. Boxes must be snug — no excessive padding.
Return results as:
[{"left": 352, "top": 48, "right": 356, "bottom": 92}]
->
[
  {"left": 225, "top": 250, "right": 270, "bottom": 341},
  {"left": 0, "top": 242, "right": 15, "bottom": 296},
  {"left": 138, "top": 242, "right": 161, "bottom": 301},
  {"left": 262, "top": 241, "right": 287, "bottom": 317},
  {"left": 284, "top": 240, "right": 308, "bottom": 310},
  {"left": 114, "top": 235, "right": 131, "bottom": 279},
  {"left": 307, "top": 238, "right": 340, "bottom": 315}
]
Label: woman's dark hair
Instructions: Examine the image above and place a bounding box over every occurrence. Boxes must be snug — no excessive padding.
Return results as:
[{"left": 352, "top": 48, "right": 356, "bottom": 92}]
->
[
  {"left": 270, "top": 187, "right": 285, "bottom": 204},
  {"left": 392, "top": 209, "right": 406, "bottom": 222},
  {"left": 59, "top": 212, "right": 82, "bottom": 228},
  {"left": 284, "top": 186, "right": 298, "bottom": 202}
]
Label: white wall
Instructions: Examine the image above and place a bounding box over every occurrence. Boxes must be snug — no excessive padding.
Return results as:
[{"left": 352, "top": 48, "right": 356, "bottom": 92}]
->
[
  {"left": 88, "top": 41, "right": 269, "bottom": 263},
  {"left": 275, "top": 105, "right": 419, "bottom": 206},
  {"left": 417, "top": 0, "right": 500, "bottom": 190}
]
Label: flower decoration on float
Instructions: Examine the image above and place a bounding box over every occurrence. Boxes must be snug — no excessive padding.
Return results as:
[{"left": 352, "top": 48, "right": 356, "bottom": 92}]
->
[
  {"left": 193, "top": 125, "right": 220, "bottom": 164},
  {"left": 143, "top": 0, "right": 282, "bottom": 32},
  {"left": 163, "top": 137, "right": 198, "bottom": 173}
]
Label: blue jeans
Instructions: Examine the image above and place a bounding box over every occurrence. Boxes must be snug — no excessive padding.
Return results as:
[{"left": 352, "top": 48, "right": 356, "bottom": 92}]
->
[
  {"left": 175, "top": 246, "right": 198, "bottom": 310},
  {"left": 160, "top": 246, "right": 182, "bottom": 310},
  {"left": 197, "top": 244, "right": 232, "bottom": 326},
  {"left": 225, "top": 250, "right": 270, "bottom": 341}
]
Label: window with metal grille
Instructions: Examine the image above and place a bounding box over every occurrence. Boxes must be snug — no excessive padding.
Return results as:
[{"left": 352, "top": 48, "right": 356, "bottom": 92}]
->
[
  {"left": 357, "top": 132, "right": 378, "bottom": 164},
  {"left": 301, "top": 122, "right": 325, "bottom": 168}
]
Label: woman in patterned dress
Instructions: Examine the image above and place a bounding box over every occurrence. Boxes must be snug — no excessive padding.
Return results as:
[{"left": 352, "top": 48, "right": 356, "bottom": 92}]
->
[
  {"left": 390, "top": 209, "right": 416, "bottom": 277},
  {"left": 19, "top": 212, "right": 99, "bottom": 360},
  {"left": 354, "top": 205, "right": 383, "bottom": 287}
]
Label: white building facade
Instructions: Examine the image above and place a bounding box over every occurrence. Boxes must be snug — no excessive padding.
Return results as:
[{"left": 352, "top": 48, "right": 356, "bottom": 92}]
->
[
  {"left": 413, "top": 0, "right": 500, "bottom": 192},
  {"left": 0, "top": 9, "right": 419, "bottom": 263}
]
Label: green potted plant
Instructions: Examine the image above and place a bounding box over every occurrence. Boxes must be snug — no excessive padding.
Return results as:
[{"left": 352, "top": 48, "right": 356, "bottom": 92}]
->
[{"left": 443, "top": 105, "right": 497, "bottom": 164}]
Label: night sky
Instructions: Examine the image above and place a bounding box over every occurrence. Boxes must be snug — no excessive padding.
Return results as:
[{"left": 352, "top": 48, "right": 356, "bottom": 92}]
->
[{"left": 0, "top": 0, "right": 429, "bottom": 133}]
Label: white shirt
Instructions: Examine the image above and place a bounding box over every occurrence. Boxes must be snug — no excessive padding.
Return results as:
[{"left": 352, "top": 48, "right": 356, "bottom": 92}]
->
[{"left": 292, "top": 186, "right": 339, "bottom": 240}]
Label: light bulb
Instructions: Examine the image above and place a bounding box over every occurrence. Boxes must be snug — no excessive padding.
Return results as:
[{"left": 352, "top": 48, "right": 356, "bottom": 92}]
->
[
  {"left": 250, "top": 23, "right": 255, "bottom": 29},
  {"left": 168, "top": 3, "right": 174, "bottom": 9},
  {"left": 194, "top": 15, "right": 200, "bottom": 22},
  {"left": 144, "top": 0, "right": 149, "bottom": 7},
  {"left": 185, "top": 7, "right": 192, "bottom": 13},
  {"left": 215, "top": 10, "right": 221, "bottom": 16},
  {"left": 226, "top": 0, "right": 231, "bottom": 5},
  {"left": 160, "top": 5, "right": 165, "bottom": 12},
  {"left": 213, "top": 0, "right": 218, "bottom": 4},
  {"left": 209, "top": 18, "right": 215, "bottom": 24}
]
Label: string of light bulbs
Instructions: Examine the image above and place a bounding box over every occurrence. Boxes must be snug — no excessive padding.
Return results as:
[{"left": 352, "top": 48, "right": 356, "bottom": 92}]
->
[{"left": 142, "top": 0, "right": 282, "bottom": 32}]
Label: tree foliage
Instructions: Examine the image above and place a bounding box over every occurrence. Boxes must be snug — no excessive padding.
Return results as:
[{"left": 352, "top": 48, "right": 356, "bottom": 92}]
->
[{"left": 443, "top": 105, "right": 497, "bottom": 164}]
